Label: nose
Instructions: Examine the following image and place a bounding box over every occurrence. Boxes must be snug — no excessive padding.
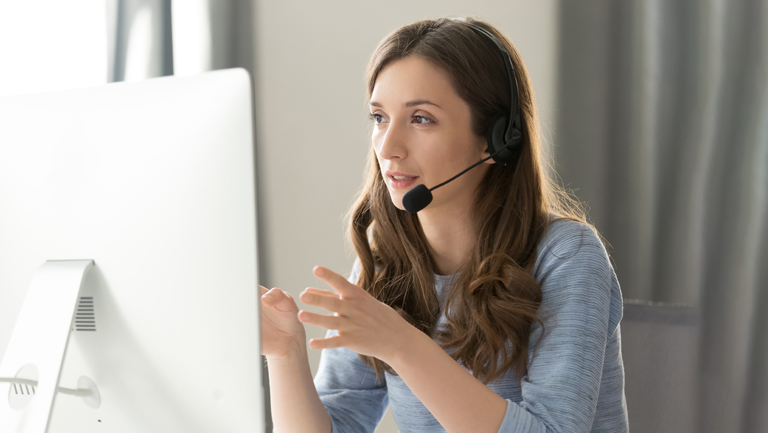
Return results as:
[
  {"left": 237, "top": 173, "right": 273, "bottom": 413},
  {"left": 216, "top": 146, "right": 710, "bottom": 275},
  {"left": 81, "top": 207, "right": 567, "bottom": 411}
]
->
[{"left": 375, "top": 121, "right": 407, "bottom": 161}]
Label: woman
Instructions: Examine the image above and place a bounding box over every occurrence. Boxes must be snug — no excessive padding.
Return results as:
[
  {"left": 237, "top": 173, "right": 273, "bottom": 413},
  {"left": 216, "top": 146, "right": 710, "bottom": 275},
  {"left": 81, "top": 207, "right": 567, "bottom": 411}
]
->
[{"left": 261, "top": 17, "right": 628, "bottom": 433}]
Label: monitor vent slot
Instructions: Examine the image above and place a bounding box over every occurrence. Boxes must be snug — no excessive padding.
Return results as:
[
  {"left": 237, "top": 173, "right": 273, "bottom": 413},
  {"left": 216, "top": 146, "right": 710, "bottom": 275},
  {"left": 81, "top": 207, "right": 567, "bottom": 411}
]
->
[
  {"left": 11, "top": 382, "right": 36, "bottom": 395},
  {"left": 74, "top": 296, "right": 96, "bottom": 332}
]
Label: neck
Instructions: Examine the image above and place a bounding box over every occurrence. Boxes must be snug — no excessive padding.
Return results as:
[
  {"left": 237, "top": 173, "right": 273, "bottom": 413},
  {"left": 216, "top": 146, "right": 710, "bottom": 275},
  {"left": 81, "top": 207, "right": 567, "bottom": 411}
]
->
[{"left": 418, "top": 202, "right": 476, "bottom": 276}]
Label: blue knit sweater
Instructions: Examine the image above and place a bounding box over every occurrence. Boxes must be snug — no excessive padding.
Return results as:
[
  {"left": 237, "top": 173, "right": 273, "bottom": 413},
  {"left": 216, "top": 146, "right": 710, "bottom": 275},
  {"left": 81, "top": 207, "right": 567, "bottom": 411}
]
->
[{"left": 313, "top": 220, "right": 629, "bottom": 432}]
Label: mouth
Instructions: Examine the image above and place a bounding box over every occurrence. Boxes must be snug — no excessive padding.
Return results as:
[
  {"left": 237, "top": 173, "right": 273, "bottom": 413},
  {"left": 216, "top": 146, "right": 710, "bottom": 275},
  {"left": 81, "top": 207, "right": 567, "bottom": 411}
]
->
[
  {"left": 386, "top": 171, "right": 420, "bottom": 189},
  {"left": 391, "top": 175, "right": 417, "bottom": 181}
]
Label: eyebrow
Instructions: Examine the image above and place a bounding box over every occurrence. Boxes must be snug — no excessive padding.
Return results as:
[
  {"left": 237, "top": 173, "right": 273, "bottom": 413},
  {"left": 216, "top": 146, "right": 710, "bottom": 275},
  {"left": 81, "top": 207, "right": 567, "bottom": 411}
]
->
[{"left": 368, "top": 99, "right": 442, "bottom": 109}]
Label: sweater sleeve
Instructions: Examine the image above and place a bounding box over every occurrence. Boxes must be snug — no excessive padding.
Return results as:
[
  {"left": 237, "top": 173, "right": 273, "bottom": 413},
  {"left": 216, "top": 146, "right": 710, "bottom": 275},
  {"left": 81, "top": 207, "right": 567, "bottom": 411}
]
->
[
  {"left": 313, "top": 260, "right": 389, "bottom": 433},
  {"left": 497, "top": 220, "right": 621, "bottom": 433}
]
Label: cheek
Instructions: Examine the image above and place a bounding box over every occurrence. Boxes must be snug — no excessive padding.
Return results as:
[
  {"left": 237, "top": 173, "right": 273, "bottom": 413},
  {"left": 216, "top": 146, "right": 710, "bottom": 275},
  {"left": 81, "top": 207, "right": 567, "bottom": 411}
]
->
[
  {"left": 371, "top": 126, "right": 385, "bottom": 152},
  {"left": 375, "top": 154, "right": 389, "bottom": 183},
  {"left": 432, "top": 141, "right": 472, "bottom": 170}
]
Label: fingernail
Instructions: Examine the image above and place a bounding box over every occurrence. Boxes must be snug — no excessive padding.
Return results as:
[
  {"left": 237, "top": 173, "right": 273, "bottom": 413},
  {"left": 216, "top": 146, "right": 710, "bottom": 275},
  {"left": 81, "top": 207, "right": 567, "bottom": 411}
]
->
[{"left": 303, "top": 293, "right": 315, "bottom": 303}]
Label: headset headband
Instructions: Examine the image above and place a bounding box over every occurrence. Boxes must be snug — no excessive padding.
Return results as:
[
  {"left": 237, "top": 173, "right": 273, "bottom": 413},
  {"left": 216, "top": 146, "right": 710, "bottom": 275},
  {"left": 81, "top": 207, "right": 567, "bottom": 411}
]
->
[{"left": 465, "top": 22, "right": 523, "bottom": 157}]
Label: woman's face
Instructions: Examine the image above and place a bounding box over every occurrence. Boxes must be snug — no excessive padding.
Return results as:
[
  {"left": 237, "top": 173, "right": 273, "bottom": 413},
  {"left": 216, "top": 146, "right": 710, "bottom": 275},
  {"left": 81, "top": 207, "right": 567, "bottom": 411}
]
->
[{"left": 369, "top": 55, "right": 490, "bottom": 214}]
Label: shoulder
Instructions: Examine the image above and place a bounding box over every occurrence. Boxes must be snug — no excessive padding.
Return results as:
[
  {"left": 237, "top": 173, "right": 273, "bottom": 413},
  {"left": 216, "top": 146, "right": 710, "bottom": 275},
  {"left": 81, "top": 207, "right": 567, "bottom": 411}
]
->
[
  {"left": 531, "top": 216, "right": 615, "bottom": 298},
  {"left": 529, "top": 216, "right": 624, "bottom": 337},
  {"left": 539, "top": 216, "right": 604, "bottom": 255},
  {"left": 532, "top": 217, "right": 609, "bottom": 273}
]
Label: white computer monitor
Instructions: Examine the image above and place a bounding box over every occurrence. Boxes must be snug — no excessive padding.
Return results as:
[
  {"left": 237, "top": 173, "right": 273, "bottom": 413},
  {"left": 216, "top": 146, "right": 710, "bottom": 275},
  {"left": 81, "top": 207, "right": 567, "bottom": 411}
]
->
[{"left": 0, "top": 68, "right": 263, "bottom": 432}]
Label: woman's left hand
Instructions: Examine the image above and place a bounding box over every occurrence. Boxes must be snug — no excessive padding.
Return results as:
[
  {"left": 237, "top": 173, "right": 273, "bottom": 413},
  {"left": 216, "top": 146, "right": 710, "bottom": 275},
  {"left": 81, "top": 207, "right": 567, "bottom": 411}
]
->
[{"left": 297, "top": 265, "right": 417, "bottom": 364}]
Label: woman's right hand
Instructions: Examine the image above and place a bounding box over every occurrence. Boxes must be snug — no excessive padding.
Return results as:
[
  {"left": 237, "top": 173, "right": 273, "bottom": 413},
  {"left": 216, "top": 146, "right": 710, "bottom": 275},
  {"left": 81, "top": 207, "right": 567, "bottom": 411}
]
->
[{"left": 260, "top": 285, "right": 307, "bottom": 360}]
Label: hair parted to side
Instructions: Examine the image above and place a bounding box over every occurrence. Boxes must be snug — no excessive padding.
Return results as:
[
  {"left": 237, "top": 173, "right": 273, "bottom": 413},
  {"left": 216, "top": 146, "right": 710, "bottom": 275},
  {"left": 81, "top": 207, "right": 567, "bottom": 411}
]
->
[{"left": 349, "top": 17, "right": 588, "bottom": 384}]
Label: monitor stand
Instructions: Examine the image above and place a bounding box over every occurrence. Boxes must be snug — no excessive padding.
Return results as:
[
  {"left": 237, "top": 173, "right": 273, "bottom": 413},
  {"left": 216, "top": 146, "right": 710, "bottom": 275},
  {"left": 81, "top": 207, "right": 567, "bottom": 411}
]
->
[{"left": 0, "top": 260, "right": 97, "bottom": 433}]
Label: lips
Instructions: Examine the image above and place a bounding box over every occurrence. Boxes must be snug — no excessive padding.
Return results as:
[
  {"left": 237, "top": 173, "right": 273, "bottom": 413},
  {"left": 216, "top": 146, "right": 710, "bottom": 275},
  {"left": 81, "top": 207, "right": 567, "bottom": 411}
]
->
[
  {"left": 392, "top": 175, "right": 416, "bottom": 181},
  {"left": 386, "top": 170, "right": 420, "bottom": 189}
]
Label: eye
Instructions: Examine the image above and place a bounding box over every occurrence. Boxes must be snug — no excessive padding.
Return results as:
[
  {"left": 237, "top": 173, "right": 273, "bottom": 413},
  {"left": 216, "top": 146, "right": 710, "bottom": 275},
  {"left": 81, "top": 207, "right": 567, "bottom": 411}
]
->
[
  {"left": 413, "top": 115, "right": 434, "bottom": 125},
  {"left": 369, "top": 113, "right": 387, "bottom": 124}
]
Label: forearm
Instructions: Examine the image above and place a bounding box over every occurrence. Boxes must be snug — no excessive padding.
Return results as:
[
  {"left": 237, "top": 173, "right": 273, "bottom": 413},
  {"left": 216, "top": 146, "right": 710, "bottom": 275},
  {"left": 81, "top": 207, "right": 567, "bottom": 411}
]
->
[
  {"left": 387, "top": 329, "right": 508, "bottom": 433},
  {"left": 267, "top": 342, "right": 332, "bottom": 433}
]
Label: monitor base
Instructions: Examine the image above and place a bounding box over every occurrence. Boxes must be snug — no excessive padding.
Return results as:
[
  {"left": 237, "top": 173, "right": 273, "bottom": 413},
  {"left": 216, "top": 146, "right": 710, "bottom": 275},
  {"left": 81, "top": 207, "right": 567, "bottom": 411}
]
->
[{"left": 0, "top": 260, "right": 94, "bottom": 433}]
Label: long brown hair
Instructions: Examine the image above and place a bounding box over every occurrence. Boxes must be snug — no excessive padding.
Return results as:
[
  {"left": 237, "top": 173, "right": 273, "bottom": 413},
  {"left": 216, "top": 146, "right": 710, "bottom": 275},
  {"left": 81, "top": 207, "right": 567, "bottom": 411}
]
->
[{"left": 349, "top": 17, "right": 586, "bottom": 384}]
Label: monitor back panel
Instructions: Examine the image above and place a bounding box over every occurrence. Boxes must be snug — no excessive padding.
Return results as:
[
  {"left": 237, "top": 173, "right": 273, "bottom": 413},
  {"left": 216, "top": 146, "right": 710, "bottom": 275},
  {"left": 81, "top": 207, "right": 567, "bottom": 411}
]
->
[{"left": 0, "top": 69, "right": 262, "bottom": 433}]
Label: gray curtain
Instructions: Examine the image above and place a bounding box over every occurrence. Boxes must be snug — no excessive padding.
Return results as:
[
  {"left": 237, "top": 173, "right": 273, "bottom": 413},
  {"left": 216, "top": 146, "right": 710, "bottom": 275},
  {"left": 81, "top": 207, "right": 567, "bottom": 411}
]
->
[
  {"left": 107, "top": 0, "right": 173, "bottom": 82},
  {"left": 557, "top": 1, "right": 767, "bottom": 432}
]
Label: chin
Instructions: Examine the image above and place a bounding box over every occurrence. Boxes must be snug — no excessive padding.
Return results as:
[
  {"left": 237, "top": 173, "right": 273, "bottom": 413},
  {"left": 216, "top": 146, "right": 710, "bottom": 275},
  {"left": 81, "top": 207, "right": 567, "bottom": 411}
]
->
[{"left": 388, "top": 191, "right": 406, "bottom": 211}]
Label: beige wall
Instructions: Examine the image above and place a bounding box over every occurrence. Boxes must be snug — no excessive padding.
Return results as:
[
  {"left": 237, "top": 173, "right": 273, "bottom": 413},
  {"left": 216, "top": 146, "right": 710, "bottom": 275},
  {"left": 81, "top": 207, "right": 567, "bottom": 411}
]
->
[{"left": 253, "top": 1, "right": 559, "bottom": 431}]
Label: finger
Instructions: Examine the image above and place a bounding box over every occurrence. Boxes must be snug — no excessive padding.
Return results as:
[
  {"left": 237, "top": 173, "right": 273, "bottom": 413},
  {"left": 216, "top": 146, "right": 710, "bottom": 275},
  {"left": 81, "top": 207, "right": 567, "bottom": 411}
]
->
[
  {"left": 299, "top": 288, "right": 340, "bottom": 304},
  {"left": 308, "top": 335, "right": 345, "bottom": 350},
  {"left": 297, "top": 310, "right": 343, "bottom": 330},
  {"left": 298, "top": 287, "right": 339, "bottom": 303},
  {"left": 260, "top": 287, "right": 278, "bottom": 306},
  {"left": 260, "top": 285, "right": 269, "bottom": 296},
  {"left": 262, "top": 288, "right": 298, "bottom": 312},
  {"left": 313, "top": 266, "right": 361, "bottom": 297},
  {"left": 302, "top": 287, "right": 338, "bottom": 297},
  {"left": 300, "top": 288, "right": 347, "bottom": 315}
]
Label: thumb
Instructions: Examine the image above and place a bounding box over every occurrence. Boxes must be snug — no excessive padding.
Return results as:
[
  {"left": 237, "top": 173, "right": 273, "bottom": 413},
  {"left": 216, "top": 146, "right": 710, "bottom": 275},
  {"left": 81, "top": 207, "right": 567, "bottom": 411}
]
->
[{"left": 261, "top": 287, "right": 298, "bottom": 313}]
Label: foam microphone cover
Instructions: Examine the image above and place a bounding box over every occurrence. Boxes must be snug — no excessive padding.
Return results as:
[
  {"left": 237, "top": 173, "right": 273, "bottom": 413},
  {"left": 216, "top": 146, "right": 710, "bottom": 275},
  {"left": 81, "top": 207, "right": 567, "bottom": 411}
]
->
[{"left": 402, "top": 184, "right": 433, "bottom": 213}]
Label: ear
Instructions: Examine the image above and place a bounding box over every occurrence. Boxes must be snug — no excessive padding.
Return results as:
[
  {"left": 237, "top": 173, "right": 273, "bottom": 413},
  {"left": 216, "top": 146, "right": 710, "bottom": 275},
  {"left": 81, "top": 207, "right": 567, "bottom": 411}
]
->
[{"left": 478, "top": 136, "right": 496, "bottom": 165}]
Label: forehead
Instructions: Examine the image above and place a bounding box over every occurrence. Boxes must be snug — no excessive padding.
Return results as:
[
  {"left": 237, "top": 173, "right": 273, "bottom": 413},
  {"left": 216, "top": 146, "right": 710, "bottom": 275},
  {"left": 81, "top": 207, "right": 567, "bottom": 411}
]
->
[{"left": 370, "top": 55, "right": 462, "bottom": 108}]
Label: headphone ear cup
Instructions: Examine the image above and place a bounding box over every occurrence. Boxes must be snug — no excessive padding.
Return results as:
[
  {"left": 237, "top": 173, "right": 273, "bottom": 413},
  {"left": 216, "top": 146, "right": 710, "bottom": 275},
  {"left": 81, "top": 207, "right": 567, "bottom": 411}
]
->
[{"left": 486, "top": 114, "right": 515, "bottom": 165}]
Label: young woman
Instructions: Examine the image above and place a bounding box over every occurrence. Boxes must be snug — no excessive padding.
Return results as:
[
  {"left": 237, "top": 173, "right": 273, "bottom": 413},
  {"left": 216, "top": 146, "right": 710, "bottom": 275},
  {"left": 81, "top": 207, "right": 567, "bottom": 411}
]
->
[{"left": 261, "top": 17, "right": 628, "bottom": 433}]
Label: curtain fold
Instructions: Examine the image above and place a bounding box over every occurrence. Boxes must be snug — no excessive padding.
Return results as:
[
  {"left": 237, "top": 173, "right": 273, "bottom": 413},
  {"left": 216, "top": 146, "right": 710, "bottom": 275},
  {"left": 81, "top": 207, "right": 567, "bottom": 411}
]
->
[{"left": 107, "top": 0, "right": 173, "bottom": 82}]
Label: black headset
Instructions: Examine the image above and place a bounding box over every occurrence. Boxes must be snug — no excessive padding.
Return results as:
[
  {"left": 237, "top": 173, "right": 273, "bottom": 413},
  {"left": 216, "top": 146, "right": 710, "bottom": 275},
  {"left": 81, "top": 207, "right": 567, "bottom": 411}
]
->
[{"left": 465, "top": 23, "right": 523, "bottom": 165}]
